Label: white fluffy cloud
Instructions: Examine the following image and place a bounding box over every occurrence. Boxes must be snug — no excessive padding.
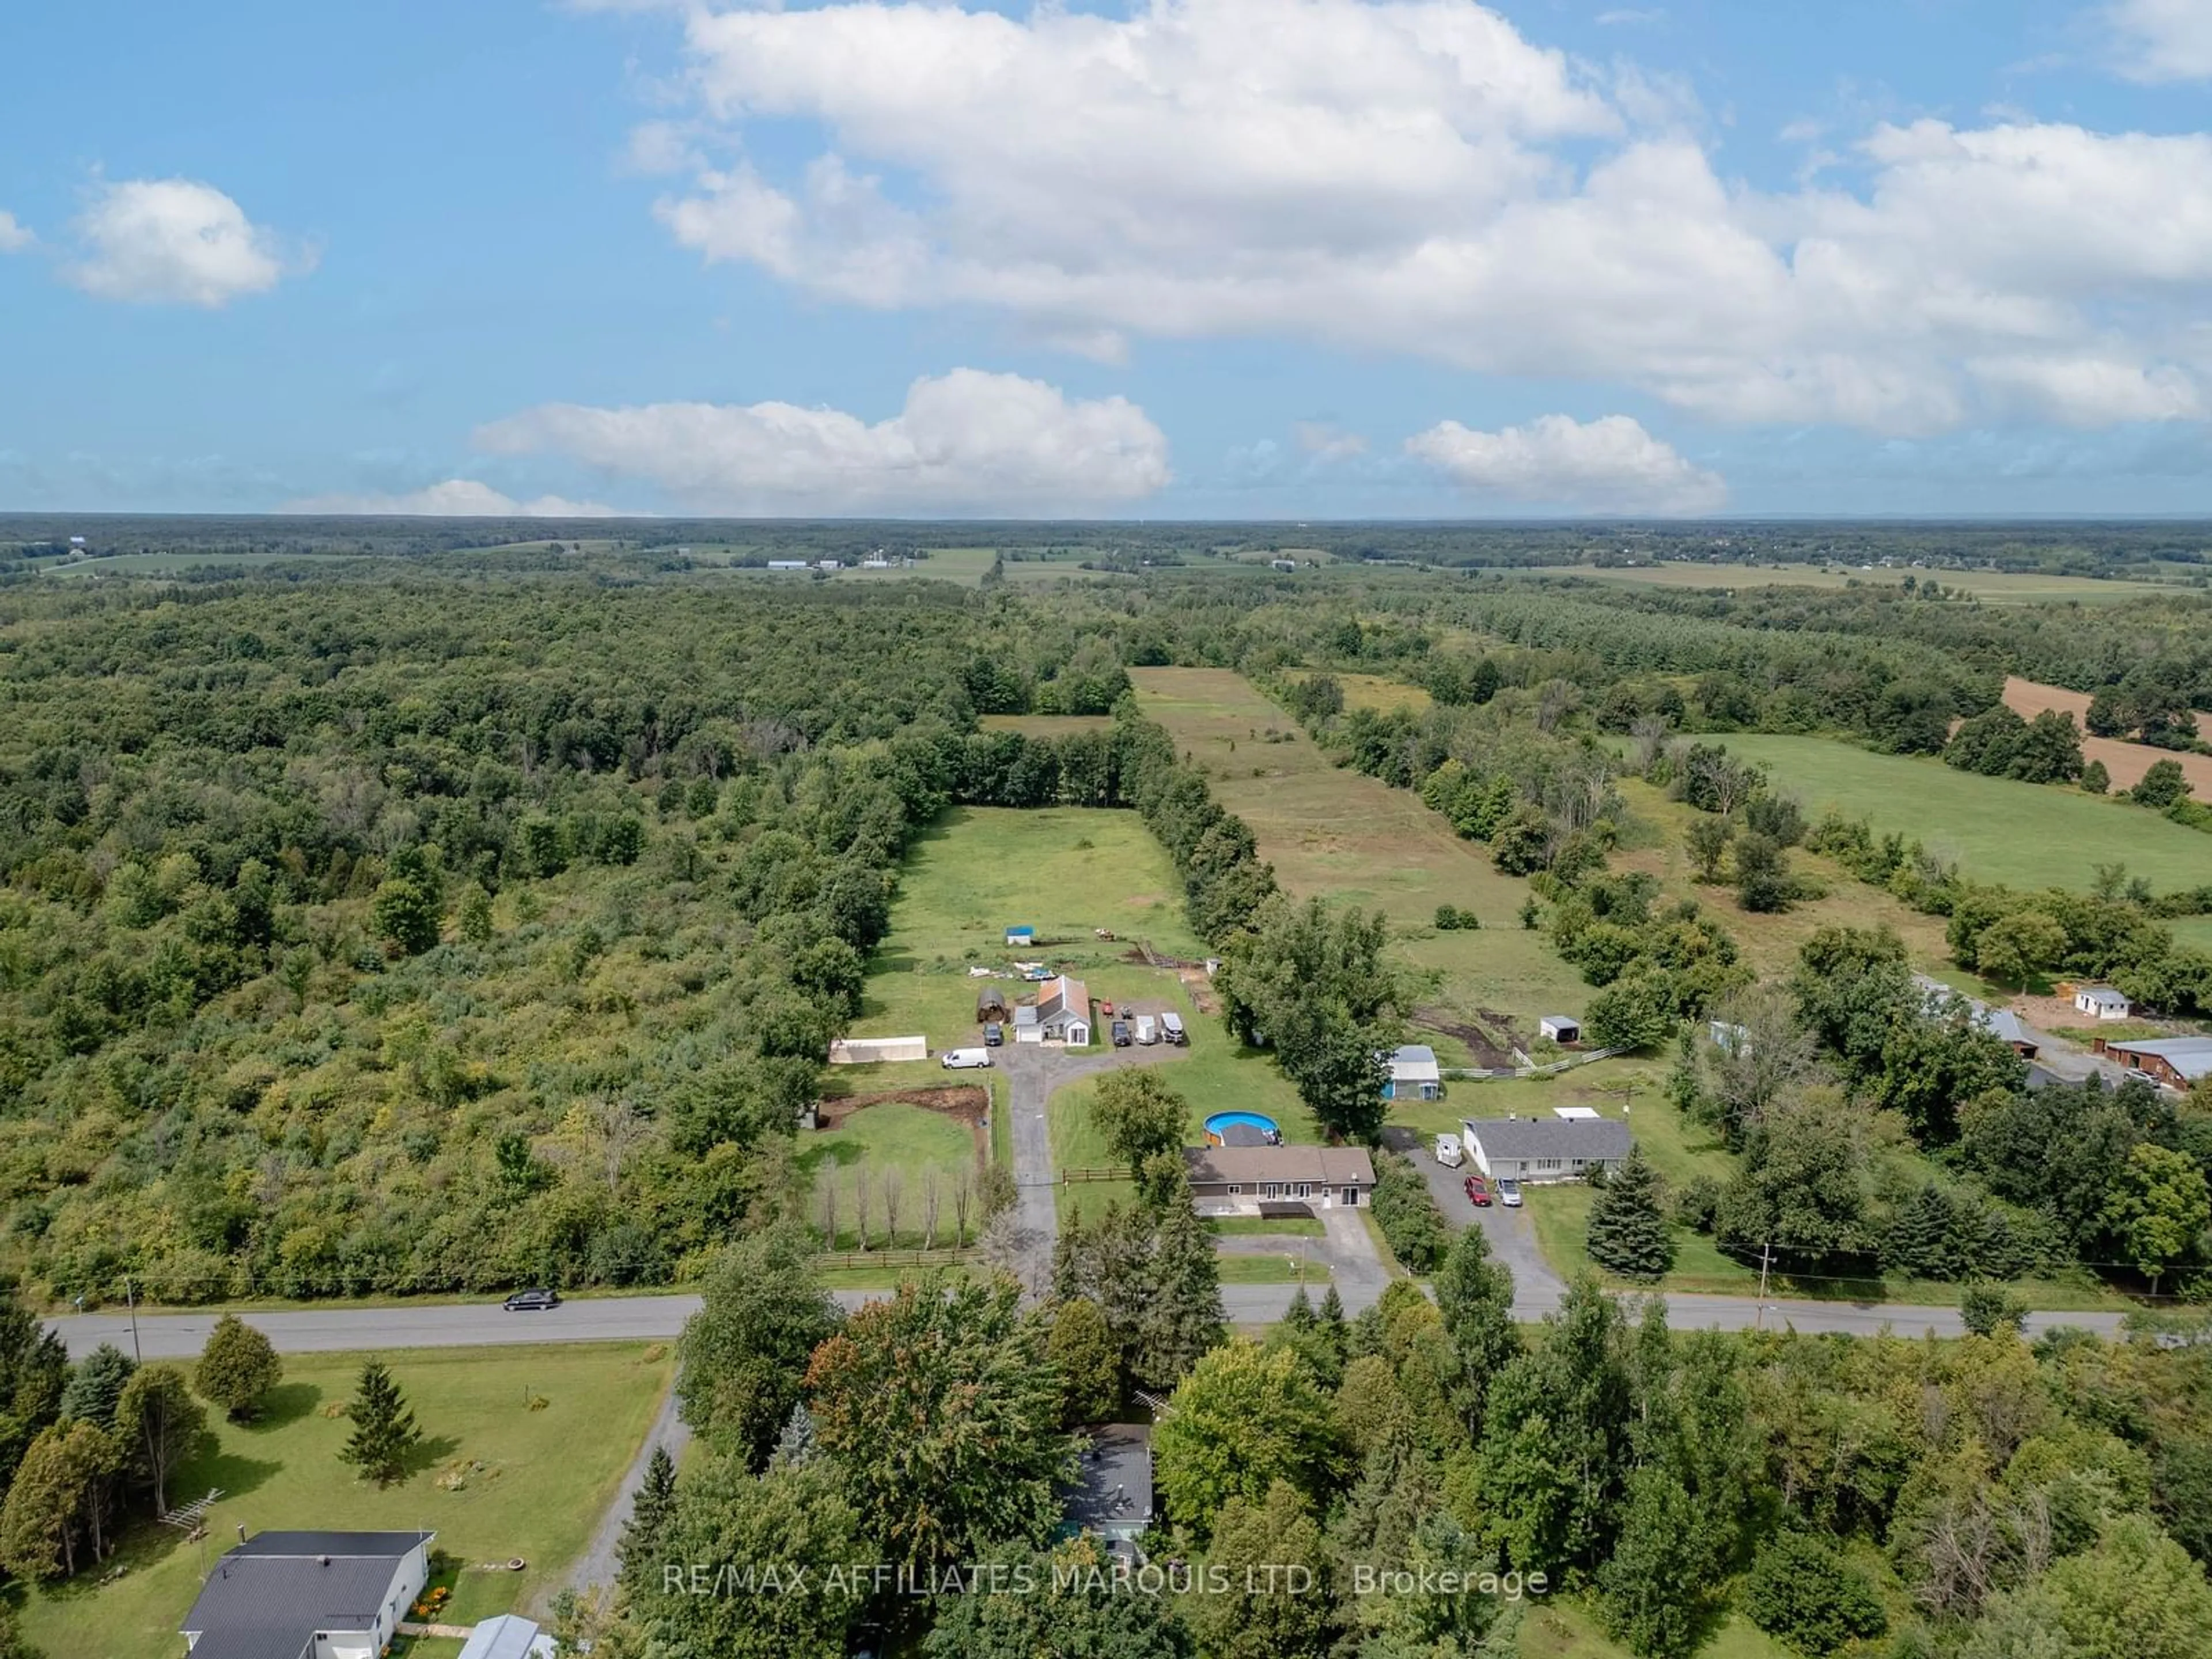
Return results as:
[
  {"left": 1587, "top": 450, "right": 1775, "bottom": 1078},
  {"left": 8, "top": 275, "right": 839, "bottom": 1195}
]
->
[
  {"left": 475, "top": 369, "right": 1172, "bottom": 513},
  {"left": 282, "top": 479, "right": 622, "bottom": 517},
  {"left": 1407, "top": 414, "right": 1728, "bottom": 513},
  {"left": 0, "top": 212, "right": 33, "bottom": 253},
  {"left": 67, "top": 179, "right": 301, "bottom": 306},
  {"left": 637, "top": 0, "right": 2212, "bottom": 434},
  {"left": 2107, "top": 0, "right": 2212, "bottom": 80}
]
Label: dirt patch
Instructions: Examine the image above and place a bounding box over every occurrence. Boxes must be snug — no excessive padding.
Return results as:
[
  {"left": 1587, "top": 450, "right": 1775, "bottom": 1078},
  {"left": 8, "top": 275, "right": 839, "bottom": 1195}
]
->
[
  {"left": 812, "top": 1085, "right": 990, "bottom": 1164},
  {"left": 1416, "top": 1010, "right": 1520, "bottom": 1069},
  {"left": 2002, "top": 676, "right": 2212, "bottom": 796},
  {"left": 1178, "top": 967, "right": 1221, "bottom": 1016}
]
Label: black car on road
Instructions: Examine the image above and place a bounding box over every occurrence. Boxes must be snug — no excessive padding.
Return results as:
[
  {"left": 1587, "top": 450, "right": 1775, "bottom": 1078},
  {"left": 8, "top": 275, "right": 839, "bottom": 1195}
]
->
[{"left": 503, "top": 1288, "right": 562, "bottom": 1312}]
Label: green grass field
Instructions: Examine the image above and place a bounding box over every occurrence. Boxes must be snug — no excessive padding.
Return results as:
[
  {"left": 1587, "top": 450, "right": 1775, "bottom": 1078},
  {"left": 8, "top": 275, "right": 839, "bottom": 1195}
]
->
[
  {"left": 20, "top": 1343, "right": 670, "bottom": 1659},
  {"left": 1718, "top": 736, "right": 2212, "bottom": 894},
  {"left": 1516, "top": 1598, "right": 1790, "bottom": 1659},
  {"left": 1608, "top": 777, "right": 2000, "bottom": 990},
  {"left": 2168, "top": 916, "right": 2212, "bottom": 952},
  {"left": 1131, "top": 668, "right": 1592, "bottom": 1055},
  {"left": 1386, "top": 1060, "right": 2127, "bottom": 1309},
  {"left": 43, "top": 551, "right": 346, "bottom": 577},
  {"left": 1547, "top": 562, "right": 2195, "bottom": 604},
  {"left": 798, "top": 1101, "right": 980, "bottom": 1249}
]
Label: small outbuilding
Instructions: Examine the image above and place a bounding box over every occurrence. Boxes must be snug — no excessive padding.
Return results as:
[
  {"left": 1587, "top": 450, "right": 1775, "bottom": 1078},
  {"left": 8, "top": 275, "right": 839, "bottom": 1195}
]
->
[
  {"left": 1977, "top": 1007, "right": 2040, "bottom": 1059},
  {"left": 2100, "top": 1035, "right": 2212, "bottom": 1091},
  {"left": 1005, "top": 925, "right": 1036, "bottom": 948},
  {"left": 458, "top": 1614, "right": 555, "bottom": 1659},
  {"left": 1537, "top": 1015, "right": 1581, "bottom": 1044},
  {"left": 976, "top": 985, "right": 1012, "bottom": 1022},
  {"left": 1382, "top": 1044, "right": 1443, "bottom": 1101},
  {"left": 2074, "top": 985, "right": 2133, "bottom": 1021}
]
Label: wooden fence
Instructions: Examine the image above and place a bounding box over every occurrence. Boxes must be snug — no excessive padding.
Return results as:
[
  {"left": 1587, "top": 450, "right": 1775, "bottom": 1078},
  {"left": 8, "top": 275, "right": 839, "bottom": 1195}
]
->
[{"left": 813, "top": 1248, "right": 975, "bottom": 1270}]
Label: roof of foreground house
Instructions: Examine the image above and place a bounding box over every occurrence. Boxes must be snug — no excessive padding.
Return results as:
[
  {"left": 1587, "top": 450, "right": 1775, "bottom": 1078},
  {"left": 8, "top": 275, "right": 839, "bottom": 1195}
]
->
[
  {"left": 183, "top": 1532, "right": 434, "bottom": 1659},
  {"left": 1183, "top": 1145, "right": 1377, "bottom": 1186},
  {"left": 1461, "top": 1116, "right": 1633, "bottom": 1162}
]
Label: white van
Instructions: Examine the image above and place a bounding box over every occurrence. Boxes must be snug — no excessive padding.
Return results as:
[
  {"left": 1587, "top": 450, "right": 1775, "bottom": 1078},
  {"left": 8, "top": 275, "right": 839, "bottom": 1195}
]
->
[
  {"left": 1160, "top": 1012, "right": 1187, "bottom": 1046},
  {"left": 1434, "top": 1133, "right": 1464, "bottom": 1168},
  {"left": 1134, "top": 1015, "right": 1160, "bottom": 1046},
  {"left": 941, "top": 1048, "right": 994, "bottom": 1070}
]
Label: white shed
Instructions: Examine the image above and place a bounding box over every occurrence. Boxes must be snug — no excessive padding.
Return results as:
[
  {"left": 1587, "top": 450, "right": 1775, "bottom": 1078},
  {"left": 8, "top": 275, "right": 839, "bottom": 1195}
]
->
[
  {"left": 2073, "top": 986, "right": 2131, "bottom": 1021},
  {"left": 1537, "top": 1016, "right": 1581, "bottom": 1043}
]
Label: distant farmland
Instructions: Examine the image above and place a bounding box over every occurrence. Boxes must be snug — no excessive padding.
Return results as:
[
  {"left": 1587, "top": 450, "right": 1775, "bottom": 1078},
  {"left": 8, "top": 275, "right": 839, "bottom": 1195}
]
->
[
  {"left": 1722, "top": 734, "right": 2212, "bottom": 893},
  {"left": 2001, "top": 676, "right": 2212, "bottom": 797}
]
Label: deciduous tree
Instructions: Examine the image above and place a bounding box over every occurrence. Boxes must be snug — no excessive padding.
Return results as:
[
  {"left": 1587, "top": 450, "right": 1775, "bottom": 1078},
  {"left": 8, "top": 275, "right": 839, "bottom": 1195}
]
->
[{"left": 193, "top": 1315, "right": 282, "bottom": 1422}]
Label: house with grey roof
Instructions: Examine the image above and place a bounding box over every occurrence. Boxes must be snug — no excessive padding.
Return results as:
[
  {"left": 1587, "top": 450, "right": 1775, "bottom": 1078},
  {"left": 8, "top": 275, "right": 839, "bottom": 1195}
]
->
[
  {"left": 1460, "top": 1115, "right": 1632, "bottom": 1183},
  {"left": 1060, "top": 1423, "right": 1154, "bottom": 1544},
  {"left": 181, "top": 1529, "right": 434, "bottom": 1659}
]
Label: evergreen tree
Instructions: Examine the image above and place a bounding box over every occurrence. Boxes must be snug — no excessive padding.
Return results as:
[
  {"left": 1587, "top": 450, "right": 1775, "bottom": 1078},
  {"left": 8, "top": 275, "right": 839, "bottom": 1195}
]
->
[
  {"left": 1137, "top": 1180, "right": 1225, "bottom": 1393},
  {"left": 1885, "top": 1184, "right": 1961, "bottom": 1281},
  {"left": 58, "top": 1344, "right": 136, "bottom": 1432},
  {"left": 1315, "top": 1286, "right": 1349, "bottom": 1388},
  {"left": 769, "top": 1402, "right": 819, "bottom": 1471},
  {"left": 338, "top": 1361, "right": 422, "bottom": 1486},
  {"left": 1586, "top": 1148, "right": 1674, "bottom": 1279},
  {"left": 193, "top": 1315, "right": 282, "bottom": 1422},
  {"left": 1434, "top": 1224, "right": 1518, "bottom": 1427},
  {"left": 617, "top": 1444, "right": 679, "bottom": 1596}
]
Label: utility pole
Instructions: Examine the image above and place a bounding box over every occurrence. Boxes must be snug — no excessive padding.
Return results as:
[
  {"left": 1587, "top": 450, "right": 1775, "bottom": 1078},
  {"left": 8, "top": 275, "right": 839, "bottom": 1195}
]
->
[
  {"left": 126, "top": 1277, "right": 142, "bottom": 1365},
  {"left": 1755, "top": 1243, "right": 1773, "bottom": 1330}
]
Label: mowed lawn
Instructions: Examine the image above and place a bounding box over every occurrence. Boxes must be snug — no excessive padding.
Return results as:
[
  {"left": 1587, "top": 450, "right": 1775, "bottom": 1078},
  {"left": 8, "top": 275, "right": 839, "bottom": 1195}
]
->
[
  {"left": 20, "top": 1343, "right": 671, "bottom": 1659},
  {"left": 799, "top": 1101, "right": 982, "bottom": 1250},
  {"left": 1720, "top": 735, "right": 2212, "bottom": 894},
  {"left": 1131, "top": 667, "right": 1592, "bottom": 1051}
]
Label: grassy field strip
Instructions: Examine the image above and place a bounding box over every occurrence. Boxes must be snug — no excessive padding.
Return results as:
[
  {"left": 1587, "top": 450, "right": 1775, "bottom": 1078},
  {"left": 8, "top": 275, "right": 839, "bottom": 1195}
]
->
[
  {"left": 1608, "top": 778, "right": 2001, "bottom": 990},
  {"left": 1129, "top": 666, "right": 1592, "bottom": 1054},
  {"left": 1547, "top": 562, "right": 2196, "bottom": 604},
  {"left": 2001, "top": 676, "right": 2212, "bottom": 794},
  {"left": 21, "top": 1343, "right": 671, "bottom": 1659},
  {"left": 1719, "top": 734, "right": 2212, "bottom": 893}
]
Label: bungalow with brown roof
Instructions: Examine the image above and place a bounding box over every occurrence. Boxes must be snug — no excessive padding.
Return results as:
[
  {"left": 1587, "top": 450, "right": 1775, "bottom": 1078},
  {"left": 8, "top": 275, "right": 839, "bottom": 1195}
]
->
[{"left": 1182, "top": 1144, "right": 1377, "bottom": 1214}]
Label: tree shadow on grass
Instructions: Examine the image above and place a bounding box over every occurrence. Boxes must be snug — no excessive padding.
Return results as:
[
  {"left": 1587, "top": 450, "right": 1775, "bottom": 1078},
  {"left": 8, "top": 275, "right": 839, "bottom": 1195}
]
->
[
  {"left": 241, "top": 1381, "right": 323, "bottom": 1431},
  {"left": 397, "top": 1433, "right": 463, "bottom": 1483},
  {"left": 179, "top": 1444, "right": 287, "bottom": 1505}
]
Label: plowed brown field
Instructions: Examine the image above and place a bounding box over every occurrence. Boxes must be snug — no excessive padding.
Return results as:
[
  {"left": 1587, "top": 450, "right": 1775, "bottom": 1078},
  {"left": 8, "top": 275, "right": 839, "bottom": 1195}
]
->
[{"left": 2002, "top": 676, "right": 2212, "bottom": 797}]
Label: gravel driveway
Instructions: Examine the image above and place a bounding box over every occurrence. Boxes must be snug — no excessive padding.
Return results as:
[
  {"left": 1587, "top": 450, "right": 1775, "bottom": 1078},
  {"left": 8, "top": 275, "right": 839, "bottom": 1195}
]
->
[{"left": 1381, "top": 1124, "right": 1566, "bottom": 1316}]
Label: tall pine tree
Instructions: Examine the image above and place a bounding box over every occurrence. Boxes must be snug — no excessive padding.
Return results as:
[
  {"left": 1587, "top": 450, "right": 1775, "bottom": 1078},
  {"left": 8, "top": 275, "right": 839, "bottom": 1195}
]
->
[
  {"left": 338, "top": 1361, "right": 421, "bottom": 1486},
  {"left": 618, "top": 1444, "right": 679, "bottom": 1597},
  {"left": 1139, "top": 1184, "right": 1225, "bottom": 1393},
  {"left": 1434, "top": 1225, "right": 1518, "bottom": 1427},
  {"left": 1586, "top": 1148, "right": 1675, "bottom": 1279}
]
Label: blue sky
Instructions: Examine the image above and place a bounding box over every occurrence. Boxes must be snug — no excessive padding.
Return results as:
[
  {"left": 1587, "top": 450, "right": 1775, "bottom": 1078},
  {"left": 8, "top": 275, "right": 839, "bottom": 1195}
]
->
[{"left": 3, "top": 0, "right": 2211, "bottom": 518}]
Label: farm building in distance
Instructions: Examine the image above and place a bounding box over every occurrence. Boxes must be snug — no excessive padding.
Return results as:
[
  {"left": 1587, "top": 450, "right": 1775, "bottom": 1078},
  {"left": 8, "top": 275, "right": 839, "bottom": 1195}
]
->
[
  {"left": 1005, "top": 925, "right": 1036, "bottom": 947},
  {"left": 2073, "top": 985, "right": 2132, "bottom": 1020},
  {"left": 1538, "top": 1015, "right": 1581, "bottom": 1043},
  {"left": 1460, "top": 1115, "right": 1632, "bottom": 1184},
  {"left": 181, "top": 1529, "right": 435, "bottom": 1659},
  {"left": 2097, "top": 1036, "right": 2212, "bottom": 1090},
  {"left": 1382, "top": 1044, "right": 1442, "bottom": 1100},
  {"left": 1013, "top": 975, "right": 1092, "bottom": 1046},
  {"left": 1183, "top": 1144, "right": 1377, "bottom": 1211}
]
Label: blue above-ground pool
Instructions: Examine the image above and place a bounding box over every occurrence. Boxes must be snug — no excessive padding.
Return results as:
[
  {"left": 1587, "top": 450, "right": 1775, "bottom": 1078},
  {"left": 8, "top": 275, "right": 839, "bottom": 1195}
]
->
[{"left": 1205, "top": 1110, "right": 1282, "bottom": 1148}]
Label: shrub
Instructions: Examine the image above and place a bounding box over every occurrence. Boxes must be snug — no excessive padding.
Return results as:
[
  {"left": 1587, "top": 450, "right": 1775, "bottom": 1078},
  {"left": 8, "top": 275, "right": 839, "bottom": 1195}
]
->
[
  {"left": 194, "top": 1315, "right": 283, "bottom": 1422},
  {"left": 1744, "top": 1532, "right": 1887, "bottom": 1654},
  {"left": 1433, "top": 904, "right": 1480, "bottom": 931},
  {"left": 1960, "top": 1282, "right": 2028, "bottom": 1338},
  {"left": 1370, "top": 1156, "right": 1448, "bottom": 1273}
]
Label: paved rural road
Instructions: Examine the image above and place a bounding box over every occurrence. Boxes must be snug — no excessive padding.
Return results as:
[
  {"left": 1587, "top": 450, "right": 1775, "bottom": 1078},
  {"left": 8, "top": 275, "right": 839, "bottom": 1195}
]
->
[{"left": 50, "top": 1277, "right": 2126, "bottom": 1362}]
